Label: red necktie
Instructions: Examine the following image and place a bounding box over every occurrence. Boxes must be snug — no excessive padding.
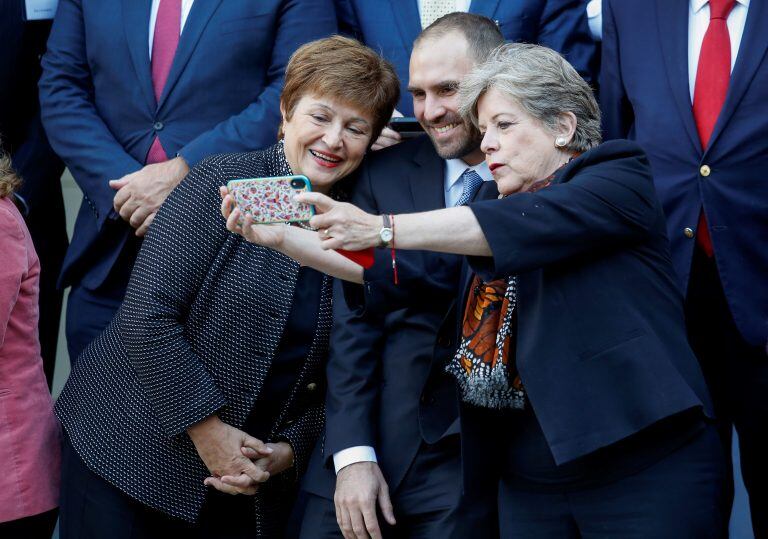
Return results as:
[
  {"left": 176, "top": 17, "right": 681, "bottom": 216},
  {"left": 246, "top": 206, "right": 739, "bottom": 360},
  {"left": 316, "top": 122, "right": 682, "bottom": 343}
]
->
[
  {"left": 691, "top": 0, "right": 735, "bottom": 257},
  {"left": 146, "top": 0, "right": 182, "bottom": 164}
]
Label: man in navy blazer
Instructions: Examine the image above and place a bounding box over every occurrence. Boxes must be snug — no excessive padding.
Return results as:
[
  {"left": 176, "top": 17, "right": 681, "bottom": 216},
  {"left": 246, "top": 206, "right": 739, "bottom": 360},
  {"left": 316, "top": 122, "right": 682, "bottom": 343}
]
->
[
  {"left": 601, "top": 0, "right": 768, "bottom": 533},
  {"left": 39, "top": 0, "right": 336, "bottom": 362},
  {"left": 336, "top": 0, "right": 597, "bottom": 117},
  {"left": 299, "top": 14, "right": 502, "bottom": 539},
  {"left": 0, "top": 1, "right": 67, "bottom": 388}
]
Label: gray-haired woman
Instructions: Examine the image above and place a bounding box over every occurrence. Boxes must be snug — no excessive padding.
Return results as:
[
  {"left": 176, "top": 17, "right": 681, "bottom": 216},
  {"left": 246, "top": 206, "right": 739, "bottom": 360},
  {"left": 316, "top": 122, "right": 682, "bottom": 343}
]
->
[{"left": 226, "top": 43, "right": 726, "bottom": 538}]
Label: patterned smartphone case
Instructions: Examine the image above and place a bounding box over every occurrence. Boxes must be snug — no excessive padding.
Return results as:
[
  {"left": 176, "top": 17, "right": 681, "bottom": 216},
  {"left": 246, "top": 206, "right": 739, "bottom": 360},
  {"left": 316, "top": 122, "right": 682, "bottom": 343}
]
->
[{"left": 227, "top": 175, "right": 315, "bottom": 224}]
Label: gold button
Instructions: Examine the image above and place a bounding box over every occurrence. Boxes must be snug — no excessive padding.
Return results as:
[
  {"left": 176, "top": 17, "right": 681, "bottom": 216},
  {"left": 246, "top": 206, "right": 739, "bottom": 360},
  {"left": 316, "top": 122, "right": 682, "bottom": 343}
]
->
[
  {"left": 700, "top": 165, "right": 711, "bottom": 177},
  {"left": 306, "top": 382, "right": 318, "bottom": 392},
  {"left": 684, "top": 227, "right": 695, "bottom": 238}
]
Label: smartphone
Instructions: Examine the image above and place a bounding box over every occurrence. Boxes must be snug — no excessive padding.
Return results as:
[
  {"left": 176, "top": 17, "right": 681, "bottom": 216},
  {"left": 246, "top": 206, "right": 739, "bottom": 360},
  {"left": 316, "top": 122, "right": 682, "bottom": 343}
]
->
[
  {"left": 226, "top": 175, "right": 314, "bottom": 224},
  {"left": 389, "top": 117, "right": 424, "bottom": 137}
]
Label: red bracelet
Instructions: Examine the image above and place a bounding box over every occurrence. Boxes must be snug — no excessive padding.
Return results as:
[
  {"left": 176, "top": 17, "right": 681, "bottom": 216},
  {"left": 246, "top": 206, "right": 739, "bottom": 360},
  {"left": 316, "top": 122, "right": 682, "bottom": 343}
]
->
[{"left": 390, "top": 213, "right": 398, "bottom": 285}]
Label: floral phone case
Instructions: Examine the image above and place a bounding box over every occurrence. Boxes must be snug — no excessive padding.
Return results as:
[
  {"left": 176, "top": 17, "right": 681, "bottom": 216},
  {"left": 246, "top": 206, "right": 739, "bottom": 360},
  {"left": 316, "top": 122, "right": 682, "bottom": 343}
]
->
[{"left": 227, "top": 175, "right": 314, "bottom": 224}]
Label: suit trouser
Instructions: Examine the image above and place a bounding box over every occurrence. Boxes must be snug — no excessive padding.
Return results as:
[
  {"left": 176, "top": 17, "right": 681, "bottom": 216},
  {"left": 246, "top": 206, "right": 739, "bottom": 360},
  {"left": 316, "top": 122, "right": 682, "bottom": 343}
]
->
[
  {"left": 65, "top": 282, "right": 125, "bottom": 364},
  {"left": 299, "top": 436, "right": 497, "bottom": 539},
  {"left": 685, "top": 245, "right": 768, "bottom": 537},
  {"left": 497, "top": 424, "right": 726, "bottom": 538}
]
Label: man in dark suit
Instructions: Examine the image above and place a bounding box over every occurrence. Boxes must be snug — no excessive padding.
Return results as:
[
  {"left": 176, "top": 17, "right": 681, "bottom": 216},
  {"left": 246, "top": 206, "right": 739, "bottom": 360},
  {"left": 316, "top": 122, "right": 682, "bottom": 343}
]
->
[
  {"left": 299, "top": 13, "right": 502, "bottom": 539},
  {"left": 336, "top": 0, "right": 597, "bottom": 149},
  {"left": 601, "top": 0, "right": 768, "bottom": 534},
  {"left": 0, "top": 0, "right": 67, "bottom": 389},
  {"left": 39, "top": 0, "right": 336, "bottom": 362}
]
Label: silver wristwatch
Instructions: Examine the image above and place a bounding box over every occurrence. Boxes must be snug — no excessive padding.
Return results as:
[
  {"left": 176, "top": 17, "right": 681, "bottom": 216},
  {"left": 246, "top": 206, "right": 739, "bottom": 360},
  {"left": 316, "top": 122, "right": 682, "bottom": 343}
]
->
[{"left": 378, "top": 214, "right": 393, "bottom": 248}]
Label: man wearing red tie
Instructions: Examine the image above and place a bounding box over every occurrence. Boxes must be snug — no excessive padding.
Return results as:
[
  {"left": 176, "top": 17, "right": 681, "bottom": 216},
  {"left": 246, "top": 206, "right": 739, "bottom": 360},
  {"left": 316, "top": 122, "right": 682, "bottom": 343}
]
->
[
  {"left": 40, "top": 0, "right": 336, "bottom": 363},
  {"left": 601, "top": 0, "right": 768, "bottom": 534}
]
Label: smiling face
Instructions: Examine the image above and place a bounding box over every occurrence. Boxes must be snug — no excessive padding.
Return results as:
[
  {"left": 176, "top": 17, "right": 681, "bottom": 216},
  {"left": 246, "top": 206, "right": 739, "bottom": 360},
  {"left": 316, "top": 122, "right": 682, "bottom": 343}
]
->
[
  {"left": 281, "top": 94, "right": 374, "bottom": 193},
  {"left": 408, "top": 32, "right": 484, "bottom": 165},
  {"left": 478, "top": 87, "right": 573, "bottom": 196}
]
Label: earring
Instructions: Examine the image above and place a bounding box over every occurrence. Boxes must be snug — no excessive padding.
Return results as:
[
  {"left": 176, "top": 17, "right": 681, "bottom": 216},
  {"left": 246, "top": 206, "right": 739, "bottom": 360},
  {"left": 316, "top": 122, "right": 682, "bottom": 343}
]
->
[{"left": 555, "top": 136, "right": 567, "bottom": 148}]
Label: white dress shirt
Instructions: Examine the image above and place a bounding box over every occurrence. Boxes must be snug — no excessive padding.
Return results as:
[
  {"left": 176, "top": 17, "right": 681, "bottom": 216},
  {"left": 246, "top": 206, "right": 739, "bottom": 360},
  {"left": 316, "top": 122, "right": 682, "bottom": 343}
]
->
[
  {"left": 586, "top": 0, "right": 602, "bottom": 41},
  {"left": 332, "top": 159, "right": 492, "bottom": 474},
  {"left": 148, "top": 0, "right": 196, "bottom": 59},
  {"left": 688, "top": 0, "right": 750, "bottom": 102}
]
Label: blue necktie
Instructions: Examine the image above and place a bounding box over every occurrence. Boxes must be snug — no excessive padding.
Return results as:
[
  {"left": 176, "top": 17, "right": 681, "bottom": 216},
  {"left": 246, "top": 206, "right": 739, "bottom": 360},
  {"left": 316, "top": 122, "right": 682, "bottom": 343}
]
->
[{"left": 455, "top": 169, "right": 484, "bottom": 206}]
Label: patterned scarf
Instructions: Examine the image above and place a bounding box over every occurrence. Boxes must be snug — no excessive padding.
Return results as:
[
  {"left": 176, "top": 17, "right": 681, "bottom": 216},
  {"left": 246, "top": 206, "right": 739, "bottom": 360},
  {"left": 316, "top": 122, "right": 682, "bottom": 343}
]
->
[{"left": 446, "top": 158, "right": 575, "bottom": 409}]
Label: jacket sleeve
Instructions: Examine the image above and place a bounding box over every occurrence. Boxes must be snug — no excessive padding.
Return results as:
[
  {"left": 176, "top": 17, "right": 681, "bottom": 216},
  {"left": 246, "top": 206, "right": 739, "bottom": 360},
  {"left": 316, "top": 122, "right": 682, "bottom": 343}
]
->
[
  {"left": 275, "top": 401, "right": 325, "bottom": 482},
  {"left": 537, "top": 0, "right": 599, "bottom": 85},
  {"left": 0, "top": 207, "right": 25, "bottom": 348},
  {"left": 177, "top": 0, "right": 338, "bottom": 166},
  {"left": 467, "top": 150, "right": 657, "bottom": 279},
  {"left": 39, "top": 0, "right": 143, "bottom": 227},
  {"left": 599, "top": 0, "right": 635, "bottom": 139},
  {"left": 118, "top": 157, "right": 230, "bottom": 437}
]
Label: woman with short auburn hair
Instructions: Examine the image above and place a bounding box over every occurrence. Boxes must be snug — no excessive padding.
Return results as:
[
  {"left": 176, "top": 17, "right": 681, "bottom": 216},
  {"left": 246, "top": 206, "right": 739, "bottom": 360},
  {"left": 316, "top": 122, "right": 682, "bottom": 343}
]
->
[
  {"left": 230, "top": 43, "right": 726, "bottom": 538},
  {"left": 54, "top": 36, "right": 399, "bottom": 538}
]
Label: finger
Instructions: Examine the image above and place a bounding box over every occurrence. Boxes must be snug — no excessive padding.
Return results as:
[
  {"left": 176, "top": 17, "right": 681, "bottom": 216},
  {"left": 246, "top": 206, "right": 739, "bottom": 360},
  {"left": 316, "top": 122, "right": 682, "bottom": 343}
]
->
[
  {"left": 135, "top": 213, "right": 156, "bottom": 237},
  {"left": 242, "top": 435, "right": 273, "bottom": 455},
  {"left": 119, "top": 198, "right": 140, "bottom": 222},
  {"left": 219, "top": 185, "right": 229, "bottom": 200},
  {"left": 109, "top": 177, "right": 131, "bottom": 190},
  {"left": 221, "top": 192, "right": 235, "bottom": 220},
  {"left": 349, "top": 505, "right": 371, "bottom": 539},
  {"left": 226, "top": 206, "right": 243, "bottom": 234},
  {"left": 203, "top": 476, "right": 242, "bottom": 496},
  {"left": 378, "top": 484, "right": 396, "bottom": 526},
  {"left": 295, "top": 191, "right": 335, "bottom": 213},
  {"left": 219, "top": 473, "right": 257, "bottom": 489},
  {"left": 240, "top": 459, "right": 270, "bottom": 484},
  {"left": 129, "top": 206, "right": 152, "bottom": 229},
  {"left": 361, "top": 503, "right": 383, "bottom": 539},
  {"left": 379, "top": 126, "right": 402, "bottom": 142},
  {"left": 338, "top": 505, "right": 356, "bottom": 539},
  {"left": 113, "top": 185, "right": 132, "bottom": 212},
  {"left": 241, "top": 446, "right": 273, "bottom": 460}
]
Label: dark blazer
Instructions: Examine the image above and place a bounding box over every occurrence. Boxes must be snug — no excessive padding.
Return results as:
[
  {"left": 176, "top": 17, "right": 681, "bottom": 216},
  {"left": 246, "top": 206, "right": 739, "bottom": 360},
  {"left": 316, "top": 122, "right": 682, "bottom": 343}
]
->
[
  {"left": 336, "top": 0, "right": 598, "bottom": 115},
  {"left": 0, "top": 0, "right": 66, "bottom": 387},
  {"left": 55, "top": 144, "right": 331, "bottom": 531},
  {"left": 39, "top": 0, "right": 336, "bottom": 291},
  {"left": 463, "top": 140, "right": 713, "bottom": 465},
  {"left": 600, "top": 0, "right": 768, "bottom": 346},
  {"left": 302, "top": 136, "right": 494, "bottom": 498}
]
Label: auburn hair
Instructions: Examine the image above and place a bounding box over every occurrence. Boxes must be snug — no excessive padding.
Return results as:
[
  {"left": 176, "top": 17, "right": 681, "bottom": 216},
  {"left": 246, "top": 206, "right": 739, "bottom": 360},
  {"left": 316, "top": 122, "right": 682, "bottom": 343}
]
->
[{"left": 278, "top": 35, "right": 400, "bottom": 143}]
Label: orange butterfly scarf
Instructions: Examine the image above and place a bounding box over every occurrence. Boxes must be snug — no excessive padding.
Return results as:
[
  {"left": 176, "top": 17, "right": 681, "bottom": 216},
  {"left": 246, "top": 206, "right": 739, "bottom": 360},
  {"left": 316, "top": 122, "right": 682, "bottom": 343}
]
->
[
  {"left": 446, "top": 275, "right": 526, "bottom": 409},
  {"left": 445, "top": 163, "right": 568, "bottom": 409}
]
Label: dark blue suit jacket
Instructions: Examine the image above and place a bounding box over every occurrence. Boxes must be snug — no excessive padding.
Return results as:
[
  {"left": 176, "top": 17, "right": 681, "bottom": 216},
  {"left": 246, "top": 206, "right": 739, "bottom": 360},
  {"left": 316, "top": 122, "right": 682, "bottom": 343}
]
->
[
  {"left": 464, "top": 140, "right": 713, "bottom": 465},
  {"left": 600, "top": 0, "right": 768, "bottom": 346},
  {"left": 302, "top": 136, "right": 495, "bottom": 499},
  {"left": 336, "top": 0, "right": 597, "bottom": 115},
  {"left": 39, "top": 0, "right": 336, "bottom": 290}
]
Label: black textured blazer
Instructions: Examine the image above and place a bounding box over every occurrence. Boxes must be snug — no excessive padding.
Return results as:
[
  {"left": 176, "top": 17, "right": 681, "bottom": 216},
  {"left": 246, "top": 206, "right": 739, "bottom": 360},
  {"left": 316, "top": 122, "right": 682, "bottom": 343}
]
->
[{"left": 55, "top": 143, "right": 332, "bottom": 532}]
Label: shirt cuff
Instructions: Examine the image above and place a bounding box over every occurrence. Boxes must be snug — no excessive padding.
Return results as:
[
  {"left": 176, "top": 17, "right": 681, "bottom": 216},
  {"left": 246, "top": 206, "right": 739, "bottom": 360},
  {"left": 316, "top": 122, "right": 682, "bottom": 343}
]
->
[{"left": 333, "top": 446, "right": 378, "bottom": 474}]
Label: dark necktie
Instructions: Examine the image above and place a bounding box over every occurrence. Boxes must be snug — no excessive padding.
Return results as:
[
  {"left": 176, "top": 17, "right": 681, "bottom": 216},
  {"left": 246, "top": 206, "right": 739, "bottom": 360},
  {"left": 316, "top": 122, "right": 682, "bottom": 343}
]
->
[
  {"left": 692, "top": 0, "right": 735, "bottom": 257},
  {"left": 146, "top": 0, "right": 182, "bottom": 164},
  {"left": 455, "top": 169, "right": 484, "bottom": 206}
]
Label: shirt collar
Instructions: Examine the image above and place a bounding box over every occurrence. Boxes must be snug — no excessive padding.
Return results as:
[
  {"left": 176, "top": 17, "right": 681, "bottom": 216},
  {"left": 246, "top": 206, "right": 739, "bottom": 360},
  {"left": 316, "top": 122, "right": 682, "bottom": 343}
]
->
[
  {"left": 444, "top": 158, "right": 494, "bottom": 190},
  {"left": 691, "top": 0, "right": 749, "bottom": 14}
]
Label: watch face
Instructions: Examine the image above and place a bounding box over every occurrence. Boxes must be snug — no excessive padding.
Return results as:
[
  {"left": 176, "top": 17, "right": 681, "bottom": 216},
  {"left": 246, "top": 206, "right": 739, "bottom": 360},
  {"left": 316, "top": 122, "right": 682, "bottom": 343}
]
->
[{"left": 380, "top": 228, "right": 394, "bottom": 243}]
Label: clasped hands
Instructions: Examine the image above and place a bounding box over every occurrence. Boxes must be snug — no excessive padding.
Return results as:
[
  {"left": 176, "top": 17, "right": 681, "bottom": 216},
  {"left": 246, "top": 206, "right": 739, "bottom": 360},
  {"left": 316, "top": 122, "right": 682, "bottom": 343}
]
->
[
  {"left": 109, "top": 156, "right": 190, "bottom": 237},
  {"left": 187, "top": 415, "right": 294, "bottom": 496}
]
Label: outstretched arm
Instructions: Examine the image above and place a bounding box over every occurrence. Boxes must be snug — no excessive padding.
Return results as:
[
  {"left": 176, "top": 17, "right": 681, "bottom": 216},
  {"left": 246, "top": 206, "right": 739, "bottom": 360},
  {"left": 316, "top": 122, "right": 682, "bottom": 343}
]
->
[{"left": 220, "top": 187, "right": 364, "bottom": 283}]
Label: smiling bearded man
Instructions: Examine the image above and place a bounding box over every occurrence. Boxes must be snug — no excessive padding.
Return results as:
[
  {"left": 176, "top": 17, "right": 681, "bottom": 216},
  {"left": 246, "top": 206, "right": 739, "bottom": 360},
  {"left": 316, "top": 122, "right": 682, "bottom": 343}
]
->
[{"left": 298, "top": 12, "right": 504, "bottom": 539}]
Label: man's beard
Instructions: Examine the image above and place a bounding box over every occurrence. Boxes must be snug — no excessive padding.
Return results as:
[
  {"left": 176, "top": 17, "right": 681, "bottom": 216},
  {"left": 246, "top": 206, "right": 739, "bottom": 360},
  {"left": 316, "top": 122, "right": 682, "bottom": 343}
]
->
[{"left": 424, "top": 114, "right": 483, "bottom": 160}]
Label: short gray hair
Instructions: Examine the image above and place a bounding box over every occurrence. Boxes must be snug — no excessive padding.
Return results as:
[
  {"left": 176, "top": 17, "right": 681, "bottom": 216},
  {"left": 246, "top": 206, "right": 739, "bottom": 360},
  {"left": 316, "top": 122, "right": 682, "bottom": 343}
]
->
[{"left": 459, "top": 43, "right": 601, "bottom": 153}]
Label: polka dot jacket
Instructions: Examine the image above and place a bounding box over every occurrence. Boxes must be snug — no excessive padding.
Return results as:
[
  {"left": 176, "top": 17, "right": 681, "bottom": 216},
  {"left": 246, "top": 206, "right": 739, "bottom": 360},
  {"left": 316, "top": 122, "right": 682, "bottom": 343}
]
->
[{"left": 55, "top": 143, "right": 332, "bottom": 532}]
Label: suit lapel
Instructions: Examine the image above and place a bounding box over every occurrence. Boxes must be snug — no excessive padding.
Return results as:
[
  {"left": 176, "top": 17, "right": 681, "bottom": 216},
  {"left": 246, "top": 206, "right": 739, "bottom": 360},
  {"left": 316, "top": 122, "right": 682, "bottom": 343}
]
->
[
  {"left": 408, "top": 137, "right": 446, "bottom": 212},
  {"left": 157, "top": 0, "right": 223, "bottom": 110},
  {"left": 706, "top": 0, "right": 768, "bottom": 153},
  {"left": 469, "top": 0, "right": 501, "bottom": 21},
  {"left": 655, "top": 0, "right": 702, "bottom": 153},
  {"left": 392, "top": 0, "right": 422, "bottom": 57},
  {"left": 122, "top": 0, "right": 156, "bottom": 112}
]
